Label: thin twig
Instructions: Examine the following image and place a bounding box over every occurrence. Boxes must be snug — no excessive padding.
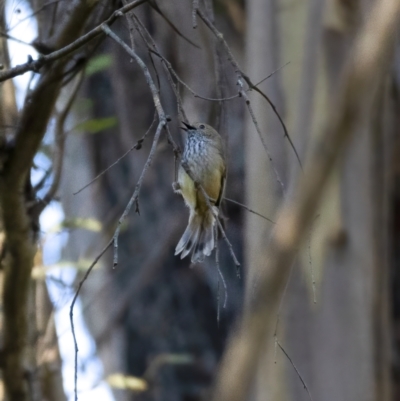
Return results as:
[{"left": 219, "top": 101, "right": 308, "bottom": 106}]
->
[
  {"left": 216, "top": 217, "right": 240, "bottom": 276},
  {"left": 164, "top": 124, "right": 180, "bottom": 156},
  {"left": 102, "top": 24, "right": 168, "bottom": 268},
  {"left": 253, "top": 62, "right": 290, "bottom": 87},
  {"left": 217, "top": 279, "right": 220, "bottom": 325},
  {"left": 194, "top": 93, "right": 239, "bottom": 102},
  {"left": 38, "top": 72, "right": 84, "bottom": 210},
  {"left": 272, "top": 261, "right": 295, "bottom": 356},
  {"left": 277, "top": 342, "right": 314, "bottom": 401},
  {"left": 196, "top": 9, "right": 303, "bottom": 170},
  {"left": 73, "top": 112, "right": 157, "bottom": 195},
  {"left": 216, "top": 248, "right": 228, "bottom": 309},
  {"left": 101, "top": 25, "right": 165, "bottom": 119},
  {"left": 33, "top": 167, "right": 53, "bottom": 193},
  {"left": 148, "top": 46, "right": 285, "bottom": 103},
  {"left": 103, "top": 23, "right": 240, "bottom": 271},
  {"left": 149, "top": 1, "right": 200, "bottom": 49},
  {"left": 0, "top": 31, "right": 33, "bottom": 46},
  {"left": 207, "top": 2, "right": 224, "bottom": 131},
  {"left": 1, "top": 1, "right": 103, "bottom": 396},
  {"left": 0, "top": 0, "right": 148, "bottom": 83},
  {"left": 239, "top": 82, "right": 285, "bottom": 193},
  {"left": 69, "top": 238, "right": 113, "bottom": 401},
  {"left": 112, "top": 121, "right": 164, "bottom": 268},
  {"left": 224, "top": 197, "right": 276, "bottom": 224},
  {"left": 121, "top": 0, "right": 137, "bottom": 49},
  {"left": 148, "top": 48, "right": 240, "bottom": 102},
  {"left": 8, "top": 0, "right": 63, "bottom": 31},
  {"left": 211, "top": 0, "right": 400, "bottom": 398},
  {"left": 70, "top": 23, "right": 168, "bottom": 401},
  {"left": 130, "top": 14, "right": 189, "bottom": 122},
  {"left": 148, "top": 45, "right": 287, "bottom": 105},
  {"left": 215, "top": 226, "right": 228, "bottom": 324},
  {"left": 252, "top": 84, "right": 303, "bottom": 171},
  {"left": 216, "top": 234, "right": 221, "bottom": 325},
  {"left": 308, "top": 214, "right": 320, "bottom": 304}
]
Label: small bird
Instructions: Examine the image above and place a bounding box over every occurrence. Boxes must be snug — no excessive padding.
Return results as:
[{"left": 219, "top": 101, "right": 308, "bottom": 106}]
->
[{"left": 173, "top": 122, "right": 226, "bottom": 263}]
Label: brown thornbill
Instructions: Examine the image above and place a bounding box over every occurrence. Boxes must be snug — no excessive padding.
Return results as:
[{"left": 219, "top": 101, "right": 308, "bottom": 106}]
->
[{"left": 173, "top": 122, "right": 226, "bottom": 263}]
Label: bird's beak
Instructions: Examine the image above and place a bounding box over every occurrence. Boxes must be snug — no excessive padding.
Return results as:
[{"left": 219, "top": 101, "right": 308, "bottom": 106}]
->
[{"left": 181, "top": 121, "right": 195, "bottom": 131}]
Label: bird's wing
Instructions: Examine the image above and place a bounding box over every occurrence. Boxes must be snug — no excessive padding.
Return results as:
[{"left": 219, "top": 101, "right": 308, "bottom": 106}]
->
[{"left": 215, "top": 166, "right": 226, "bottom": 207}]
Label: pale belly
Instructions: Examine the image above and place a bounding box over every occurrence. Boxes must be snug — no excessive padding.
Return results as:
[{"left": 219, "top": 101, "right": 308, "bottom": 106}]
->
[{"left": 178, "top": 151, "right": 224, "bottom": 212}]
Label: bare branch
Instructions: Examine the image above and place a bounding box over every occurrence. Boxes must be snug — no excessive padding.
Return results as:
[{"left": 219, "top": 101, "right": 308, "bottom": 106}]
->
[
  {"left": 253, "top": 62, "right": 290, "bottom": 87},
  {"left": 148, "top": 47, "right": 240, "bottom": 102},
  {"left": 69, "top": 24, "right": 168, "bottom": 399},
  {"left": 102, "top": 24, "right": 165, "bottom": 120},
  {"left": 130, "top": 14, "right": 189, "bottom": 122},
  {"left": 308, "top": 214, "right": 320, "bottom": 304},
  {"left": 277, "top": 342, "right": 314, "bottom": 401},
  {"left": 8, "top": 0, "right": 63, "bottom": 31},
  {"left": 0, "top": 31, "right": 33, "bottom": 47},
  {"left": 239, "top": 82, "right": 285, "bottom": 192},
  {"left": 84, "top": 216, "right": 186, "bottom": 346},
  {"left": 148, "top": 1, "right": 200, "bottom": 49},
  {"left": 99, "top": 26, "right": 167, "bottom": 267},
  {"left": 215, "top": 233, "right": 228, "bottom": 310},
  {"left": 196, "top": 9, "right": 303, "bottom": 170},
  {"left": 112, "top": 121, "right": 164, "bottom": 268},
  {"left": 69, "top": 239, "right": 113, "bottom": 401},
  {"left": 1, "top": 1, "right": 109, "bottom": 399},
  {"left": 102, "top": 22, "right": 240, "bottom": 273},
  {"left": 69, "top": 27, "right": 240, "bottom": 401},
  {"left": 35, "top": 72, "right": 85, "bottom": 213},
  {"left": 73, "top": 111, "right": 157, "bottom": 195},
  {"left": 224, "top": 197, "right": 276, "bottom": 224},
  {"left": 211, "top": 0, "right": 400, "bottom": 399},
  {"left": 215, "top": 216, "right": 240, "bottom": 275},
  {"left": 0, "top": 0, "right": 148, "bottom": 83},
  {"left": 145, "top": 38, "right": 286, "bottom": 108},
  {"left": 102, "top": 24, "right": 240, "bottom": 271}
]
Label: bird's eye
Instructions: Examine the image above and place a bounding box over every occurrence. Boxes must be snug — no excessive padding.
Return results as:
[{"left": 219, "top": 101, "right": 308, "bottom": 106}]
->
[{"left": 199, "top": 124, "right": 205, "bottom": 129}]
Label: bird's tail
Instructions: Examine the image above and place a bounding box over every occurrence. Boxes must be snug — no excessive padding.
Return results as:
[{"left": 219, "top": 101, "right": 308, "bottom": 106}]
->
[{"left": 175, "top": 211, "right": 215, "bottom": 263}]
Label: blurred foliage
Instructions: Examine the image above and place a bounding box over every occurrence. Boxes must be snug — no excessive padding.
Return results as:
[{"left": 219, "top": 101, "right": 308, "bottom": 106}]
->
[
  {"left": 75, "top": 116, "right": 118, "bottom": 134},
  {"left": 107, "top": 374, "right": 148, "bottom": 392},
  {"left": 32, "top": 259, "right": 98, "bottom": 279},
  {"left": 85, "top": 54, "right": 113, "bottom": 76},
  {"left": 145, "top": 353, "right": 195, "bottom": 379},
  {"left": 49, "top": 217, "right": 103, "bottom": 232}
]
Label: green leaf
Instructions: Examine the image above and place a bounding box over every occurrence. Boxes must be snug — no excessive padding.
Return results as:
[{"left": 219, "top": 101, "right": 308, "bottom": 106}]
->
[
  {"left": 49, "top": 217, "right": 103, "bottom": 232},
  {"left": 85, "top": 54, "right": 113, "bottom": 75},
  {"left": 107, "top": 374, "right": 148, "bottom": 392},
  {"left": 74, "top": 97, "right": 93, "bottom": 113},
  {"left": 75, "top": 117, "right": 118, "bottom": 134},
  {"left": 145, "top": 353, "right": 194, "bottom": 379}
]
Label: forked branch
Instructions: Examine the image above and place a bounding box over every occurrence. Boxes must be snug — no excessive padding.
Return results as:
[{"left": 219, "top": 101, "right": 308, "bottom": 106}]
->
[{"left": 0, "top": 0, "right": 148, "bottom": 83}]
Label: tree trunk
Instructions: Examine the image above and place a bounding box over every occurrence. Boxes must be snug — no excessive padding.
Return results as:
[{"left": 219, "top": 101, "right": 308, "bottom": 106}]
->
[{"left": 245, "top": 0, "right": 394, "bottom": 400}]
